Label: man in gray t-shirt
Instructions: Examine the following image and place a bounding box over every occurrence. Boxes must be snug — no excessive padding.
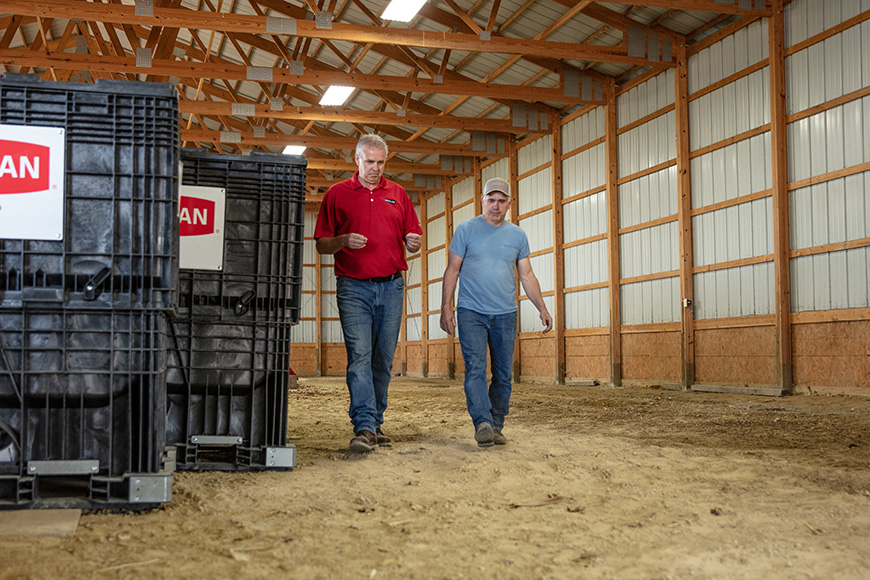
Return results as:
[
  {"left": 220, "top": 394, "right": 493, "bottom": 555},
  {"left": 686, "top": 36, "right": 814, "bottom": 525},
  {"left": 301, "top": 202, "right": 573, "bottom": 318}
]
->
[{"left": 440, "top": 177, "right": 553, "bottom": 448}]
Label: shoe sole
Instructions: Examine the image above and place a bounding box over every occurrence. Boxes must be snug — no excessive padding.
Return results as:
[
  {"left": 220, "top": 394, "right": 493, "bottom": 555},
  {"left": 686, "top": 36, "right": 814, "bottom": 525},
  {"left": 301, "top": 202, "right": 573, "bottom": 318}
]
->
[
  {"left": 349, "top": 441, "right": 378, "bottom": 452},
  {"left": 475, "top": 424, "right": 495, "bottom": 448}
]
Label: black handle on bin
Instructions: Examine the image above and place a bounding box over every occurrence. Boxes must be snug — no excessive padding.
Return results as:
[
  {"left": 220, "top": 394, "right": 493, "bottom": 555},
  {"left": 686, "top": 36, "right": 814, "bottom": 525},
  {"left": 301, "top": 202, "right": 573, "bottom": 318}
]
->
[
  {"left": 234, "top": 290, "right": 256, "bottom": 316},
  {"left": 84, "top": 267, "right": 112, "bottom": 301}
]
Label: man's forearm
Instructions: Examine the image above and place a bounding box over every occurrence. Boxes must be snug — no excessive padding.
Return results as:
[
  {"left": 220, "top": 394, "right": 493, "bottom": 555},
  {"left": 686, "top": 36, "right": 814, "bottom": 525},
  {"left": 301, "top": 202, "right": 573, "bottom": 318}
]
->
[
  {"left": 316, "top": 236, "right": 346, "bottom": 255},
  {"left": 441, "top": 273, "right": 458, "bottom": 311}
]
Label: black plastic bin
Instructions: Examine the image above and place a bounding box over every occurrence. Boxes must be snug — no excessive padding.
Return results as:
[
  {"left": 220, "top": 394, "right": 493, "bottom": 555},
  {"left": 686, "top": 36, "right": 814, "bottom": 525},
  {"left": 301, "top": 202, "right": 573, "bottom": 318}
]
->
[
  {"left": 177, "top": 148, "right": 305, "bottom": 323},
  {"left": 0, "top": 74, "right": 180, "bottom": 311},
  {"left": 0, "top": 309, "right": 173, "bottom": 509},
  {"left": 165, "top": 149, "right": 306, "bottom": 471},
  {"left": 165, "top": 318, "right": 293, "bottom": 470}
]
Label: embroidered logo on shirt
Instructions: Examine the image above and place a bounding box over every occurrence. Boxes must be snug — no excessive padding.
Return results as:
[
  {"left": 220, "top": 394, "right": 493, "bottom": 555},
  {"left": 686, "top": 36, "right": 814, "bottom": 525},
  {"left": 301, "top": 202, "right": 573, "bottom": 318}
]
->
[{"left": 384, "top": 198, "right": 397, "bottom": 204}]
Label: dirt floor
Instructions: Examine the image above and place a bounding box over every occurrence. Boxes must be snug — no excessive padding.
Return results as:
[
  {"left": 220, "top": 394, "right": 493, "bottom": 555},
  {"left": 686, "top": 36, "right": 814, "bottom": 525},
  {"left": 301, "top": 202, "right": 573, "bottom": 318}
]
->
[{"left": 3, "top": 375, "right": 870, "bottom": 580}]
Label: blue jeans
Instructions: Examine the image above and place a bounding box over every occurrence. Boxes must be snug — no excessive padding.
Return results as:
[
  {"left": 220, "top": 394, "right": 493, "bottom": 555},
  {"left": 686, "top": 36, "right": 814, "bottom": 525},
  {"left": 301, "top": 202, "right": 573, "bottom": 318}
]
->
[
  {"left": 336, "top": 275, "right": 405, "bottom": 434},
  {"left": 456, "top": 308, "right": 517, "bottom": 431}
]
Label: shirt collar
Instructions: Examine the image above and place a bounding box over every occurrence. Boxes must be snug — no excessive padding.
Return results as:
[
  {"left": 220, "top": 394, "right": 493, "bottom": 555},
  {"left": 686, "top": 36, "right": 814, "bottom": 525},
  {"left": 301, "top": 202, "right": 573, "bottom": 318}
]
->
[{"left": 352, "top": 172, "right": 385, "bottom": 191}]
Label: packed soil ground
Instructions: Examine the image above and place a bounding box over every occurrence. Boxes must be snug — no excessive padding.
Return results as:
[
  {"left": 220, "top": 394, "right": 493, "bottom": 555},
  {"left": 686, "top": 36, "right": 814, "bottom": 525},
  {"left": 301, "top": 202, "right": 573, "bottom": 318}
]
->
[{"left": 3, "top": 376, "right": 870, "bottom": 580}]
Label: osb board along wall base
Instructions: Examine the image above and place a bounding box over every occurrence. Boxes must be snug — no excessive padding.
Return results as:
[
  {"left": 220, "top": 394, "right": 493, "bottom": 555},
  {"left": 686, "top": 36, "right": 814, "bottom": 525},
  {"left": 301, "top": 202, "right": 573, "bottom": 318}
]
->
[
  {"left": 694, "top": 325, "right": 777, "bottom": 385},
  {"left": 0, "top": 509, "right": 81, "bottom": 537},
  {"left": 793, "top": 319, "right": 870, "bottom": 391}
]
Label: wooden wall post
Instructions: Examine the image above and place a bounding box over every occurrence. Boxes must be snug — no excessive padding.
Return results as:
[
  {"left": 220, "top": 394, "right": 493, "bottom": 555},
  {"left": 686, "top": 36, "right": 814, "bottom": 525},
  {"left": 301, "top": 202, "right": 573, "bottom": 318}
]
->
[
  {"left": 675, "top": 40, "right": 696, "bottom": 389},
  {"left": 769, "top": 0, "right": 793, "bottom": 393},
  {"left": 445, "top": 172, "right": 462, "bottom": 380},
  {"left": 315, "top": 250, "right": 323, "bottom": 376},
  {"left": 420, "top": 199, "right": 430, "bottom": 378},
  {"left": 508, "top": 135, "right": 522, "bottom": 382},
  {"left": 551, "top": 115, "right": 566, "bottom": 384},
  {"left": 605, "top": 79, "right": 622, "bottom": 387}
]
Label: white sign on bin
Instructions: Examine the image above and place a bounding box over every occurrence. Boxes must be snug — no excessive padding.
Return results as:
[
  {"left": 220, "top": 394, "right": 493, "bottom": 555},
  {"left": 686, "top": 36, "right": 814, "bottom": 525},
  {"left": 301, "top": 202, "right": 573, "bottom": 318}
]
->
[
  {"left": 179, "top": 184, "right": 226, "bottom": 271},
  {"left": 0, "top": 124, "right": 66, "bottom": 241}
]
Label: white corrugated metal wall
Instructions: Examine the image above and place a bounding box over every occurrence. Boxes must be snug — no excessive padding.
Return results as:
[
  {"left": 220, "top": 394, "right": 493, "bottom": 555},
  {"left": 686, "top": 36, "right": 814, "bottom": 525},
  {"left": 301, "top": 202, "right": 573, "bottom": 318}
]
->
[
  {"left": 561, "top": 107, "right": 608, "bottom": 328},
  {"left": 617, "top": 69, "right": 680, "bottom": 325},
  {"left": 517, "top": 136, "right": 556, "bottom": 333},
  {"left": 482, "top": 158, "right": 510, "bottom": 187},
  {"left": 319, "top": 252, "right": 341, "bottom": 342},
  {"left": 296, "top": 0, "right": 870, "bottom": 382},
  {"left": 444, "top": 175, "right": 475, "bottom": 337},
  {"left": 405, "top": 201, "right": 423, "bottom": 342},
  {"left": 427, "top": 190, "right": 449, "bottom": 341},
  {"left": 689, "top": 19, "right": 775, "bottom": 320},
  {"left": 786, "top": 0, "right": 870, "bottom": 312},
  {"left": 292, "top": 211, "right": 319, "bottom": 344}
]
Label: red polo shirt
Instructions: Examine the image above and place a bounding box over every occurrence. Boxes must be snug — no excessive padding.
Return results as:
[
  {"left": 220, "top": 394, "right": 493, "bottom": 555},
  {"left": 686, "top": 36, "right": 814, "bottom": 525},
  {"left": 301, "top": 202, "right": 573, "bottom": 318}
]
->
[{"left": 314, "top": 173, "right": 422, "bottom": 280}]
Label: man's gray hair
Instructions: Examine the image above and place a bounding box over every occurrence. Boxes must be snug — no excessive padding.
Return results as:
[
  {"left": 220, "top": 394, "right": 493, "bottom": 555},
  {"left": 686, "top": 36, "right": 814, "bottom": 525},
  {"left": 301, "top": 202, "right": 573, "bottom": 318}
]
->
[{"left": 356, "top": 133, "right": 389, "bottom": 157}]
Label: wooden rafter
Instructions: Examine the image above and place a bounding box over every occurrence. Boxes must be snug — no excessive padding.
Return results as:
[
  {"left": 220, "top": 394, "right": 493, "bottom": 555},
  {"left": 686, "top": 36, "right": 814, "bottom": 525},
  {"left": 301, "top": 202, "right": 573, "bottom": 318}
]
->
[
  {"left": 4, "top": 0, "right": 673, "bottom": 66},
  {"left": 177, "top": 101, "right": 547, "bottom": 134},
  {"left": 0, "top": 49, "right": 601, "bottom": 104}
]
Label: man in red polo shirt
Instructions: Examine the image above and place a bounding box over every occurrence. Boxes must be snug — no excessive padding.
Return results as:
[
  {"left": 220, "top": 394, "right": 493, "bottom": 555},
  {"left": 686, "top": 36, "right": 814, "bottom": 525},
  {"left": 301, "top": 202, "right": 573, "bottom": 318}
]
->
[{"left": 314, "top": 134, "right": 423, "bottom": 452}]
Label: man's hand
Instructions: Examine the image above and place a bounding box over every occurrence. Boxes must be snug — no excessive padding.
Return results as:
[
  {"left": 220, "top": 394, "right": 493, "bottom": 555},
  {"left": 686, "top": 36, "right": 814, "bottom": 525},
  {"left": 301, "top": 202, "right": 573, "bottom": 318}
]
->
[
  {"left": 440, "top": 307, "right": 456, "bottom": 335},
  {"left": 405, "top": 233, "right": 422, "bottom": 253},
  {"left": 343, "top": 232, "right": 368, "bottom": 250},
  {"left": 540, "top": 309, "right": 553, "bottom": 333}
]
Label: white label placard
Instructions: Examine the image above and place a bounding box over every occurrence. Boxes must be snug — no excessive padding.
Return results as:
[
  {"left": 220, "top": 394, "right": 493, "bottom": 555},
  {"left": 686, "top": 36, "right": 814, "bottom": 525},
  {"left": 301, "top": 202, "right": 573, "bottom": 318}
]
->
[
  {"left": 179, "top": 184, "right": 226, "bottom": 271},
  {"left": 0, "top": 124, "right": 66, "bottom": 240}
]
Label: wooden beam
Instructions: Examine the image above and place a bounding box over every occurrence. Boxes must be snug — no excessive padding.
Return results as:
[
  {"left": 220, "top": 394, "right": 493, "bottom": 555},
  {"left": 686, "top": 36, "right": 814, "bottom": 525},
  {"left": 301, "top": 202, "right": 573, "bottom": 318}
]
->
[
  {"left": 551, "top": 116, "right": 566, "bottom": 385},
  {"left": 569, "top": 0, "right": 771, "bottom": 17},
  {"left": 306, "top": 158, "right": 472, "bottom": 176},
  {"left": 0, "top": 49, "right": 599, "bottom": 104},
  {"left": 507, "top": 137, "right": 521, "bottom": 381},
  {"left": 674, "top": 40, "right": 695, "bottom": 389},
  {"left": 180, "top": 128, "right": 485, "bottom": 156},
  {"left": 420, "top": 198, "right": 430, "bottom": 378},
  {"left": 550, "top": 0, "right": 685, "bottom": 42},
  {"left": 768, "top": 0, "right": 793, "bottom": 393},
  {"left": 0, "top": 14, "right": 25, "bottom": 50},
  {"left": 605, "top": 79, "right": 621, "bottom": 387},
  {"left": 486, "top": 0, "right": 502, "bottom": 32},
  {"left": 305, "top": 175, "right": 424, "bottom": 192},
  {"left": 2, "top": 0, "right": 669, "bottom": 67},
  {"left": 443, "top": 180, "right": 456, "bottom": 380},
  {"left": 177, "top": 101, "right": 546, "bottom": 134},
  {"left": 315, "top": 247, "right": 323, "bottom": 376},
  {"left": 442, "top": 0, "right": 484, "bottom": 34}
]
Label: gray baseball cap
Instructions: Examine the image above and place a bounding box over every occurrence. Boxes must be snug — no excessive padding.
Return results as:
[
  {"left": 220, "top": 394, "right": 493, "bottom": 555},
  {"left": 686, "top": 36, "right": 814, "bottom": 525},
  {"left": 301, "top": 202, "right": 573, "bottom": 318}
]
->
[{"left": 483, "top": 177, "right": 511, "bottom": 198}]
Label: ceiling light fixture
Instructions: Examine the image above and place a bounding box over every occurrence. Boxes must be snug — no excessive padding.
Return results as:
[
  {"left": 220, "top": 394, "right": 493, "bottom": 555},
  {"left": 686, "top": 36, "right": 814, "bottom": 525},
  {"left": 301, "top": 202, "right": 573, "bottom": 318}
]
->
[
  {"left": 382, "top": 0, "right": 427, "bottom": 22},
  {"left": 282, "top": 145, "right": 306, "bottom": 155},
  {"left": 319, "top": 85, "right": 355, "bottom": 106}
]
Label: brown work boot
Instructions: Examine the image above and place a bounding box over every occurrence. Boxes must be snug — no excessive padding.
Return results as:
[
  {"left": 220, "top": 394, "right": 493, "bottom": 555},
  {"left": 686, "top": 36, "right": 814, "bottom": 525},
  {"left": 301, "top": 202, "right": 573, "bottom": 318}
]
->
[
  {"left": 493, "top": 429, "right": 507, "bottom": 445},
  {"left": 349, "top": 430, "right": 378, "bottom": 452},
  {"left": 475, "top": 422, "right": 494, "bottom": 448},
  {"left": 375, "top": 428, "right": 392, "bottom": 447}
]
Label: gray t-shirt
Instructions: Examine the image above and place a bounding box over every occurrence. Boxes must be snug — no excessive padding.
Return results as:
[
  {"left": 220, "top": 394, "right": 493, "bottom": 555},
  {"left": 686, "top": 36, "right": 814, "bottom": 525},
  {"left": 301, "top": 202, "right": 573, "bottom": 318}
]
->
[{"left": 449, "top": 216, "right": 530, "bottom": 315}]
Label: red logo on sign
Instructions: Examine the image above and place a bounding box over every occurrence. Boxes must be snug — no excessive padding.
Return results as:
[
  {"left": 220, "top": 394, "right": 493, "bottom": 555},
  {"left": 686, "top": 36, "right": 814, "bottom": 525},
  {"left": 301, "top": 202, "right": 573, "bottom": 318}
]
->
[
  {"left": 179, "top": 196, "right": 215, "bottom": 236},
  {"left": 0, "top": 140, "right": 50, "bottom": 194}
]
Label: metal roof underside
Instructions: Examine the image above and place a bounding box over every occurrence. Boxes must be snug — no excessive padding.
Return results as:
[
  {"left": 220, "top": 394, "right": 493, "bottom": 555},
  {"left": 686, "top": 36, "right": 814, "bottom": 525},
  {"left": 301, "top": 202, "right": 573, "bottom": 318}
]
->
[{"left": 0, "top": 0, "right": 766, "bottom": 194}]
